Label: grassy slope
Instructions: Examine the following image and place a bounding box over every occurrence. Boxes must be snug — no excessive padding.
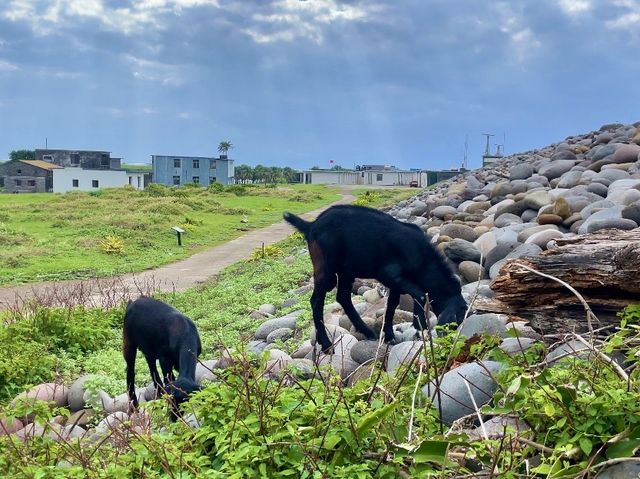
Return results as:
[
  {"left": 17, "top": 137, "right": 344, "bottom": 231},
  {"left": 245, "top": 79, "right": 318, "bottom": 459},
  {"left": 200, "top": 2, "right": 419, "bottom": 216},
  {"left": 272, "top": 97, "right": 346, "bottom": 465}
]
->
[{"left": 0, "top": 184, "right": 338, "bottom": 285}]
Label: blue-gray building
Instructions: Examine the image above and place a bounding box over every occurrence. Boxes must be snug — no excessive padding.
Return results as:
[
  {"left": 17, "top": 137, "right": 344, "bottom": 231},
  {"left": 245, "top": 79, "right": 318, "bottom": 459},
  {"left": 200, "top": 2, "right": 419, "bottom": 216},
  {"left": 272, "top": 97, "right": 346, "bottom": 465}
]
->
[{"left": 151, "top": 155, "right": 234, "bottom": 186}]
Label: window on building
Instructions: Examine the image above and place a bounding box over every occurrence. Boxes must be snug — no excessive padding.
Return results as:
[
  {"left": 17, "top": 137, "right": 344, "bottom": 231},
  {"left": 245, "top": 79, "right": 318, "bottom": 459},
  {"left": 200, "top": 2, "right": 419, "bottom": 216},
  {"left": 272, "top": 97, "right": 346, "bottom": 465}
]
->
[
  {"left": 28, "top": 180, "right": 35, "bottom": 186},
  {"left": 174, "top": 158, "right": 181, "bottom": 168},
  {"left": 137, "top": 176, "right": 141, "bottom": 188},
  {"left": 128, "top": 176, "right": 132, "bottom": 185},
  {"left": 43, "top": 155, "right": 52, "bottom": 161},
  {"left": 209, "top": 176, "right": 217, "bottom": 184},
  {"left": 193, "top": 159, "right": 200, "bottom": 168},
  {"left": 71, "top": 153, "right": 80, "bottom": 166},
  {"left": 376, "top": 174, "right": 383, "bottom": 181},
  {"left": 15, "top": 179, "right": 22, "bottom": 186},
  {"left": 72, "top": 179, "right": 79, "bottom": 187},
  {"left": 192, "top": 176, "right": 200, "bottom": 184},
  {"left": 210, "top": 160, "right": 217, "bottom": 169},
  {"left": 173, "top": 176, "right": 180, "bottom": 185},
  {"left": 92, "top": 180, "right": 99, "bottom": 188},
  {"left": 100, "top": 155, "right": 110, "bottom": 168}
]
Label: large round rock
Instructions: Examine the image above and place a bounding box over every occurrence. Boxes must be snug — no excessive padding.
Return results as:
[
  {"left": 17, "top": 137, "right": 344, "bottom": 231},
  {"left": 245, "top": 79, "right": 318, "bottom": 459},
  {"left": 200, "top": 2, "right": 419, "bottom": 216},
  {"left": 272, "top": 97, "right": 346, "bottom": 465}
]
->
[
  {"left": 421, "top": 361, "right": 504, "bottom": 425},
  {"left": 254, "top": 313, "right": 301, "bottom": 340},
  {"left": 458, "top": 314, "right": 507, "bottom": 338}
]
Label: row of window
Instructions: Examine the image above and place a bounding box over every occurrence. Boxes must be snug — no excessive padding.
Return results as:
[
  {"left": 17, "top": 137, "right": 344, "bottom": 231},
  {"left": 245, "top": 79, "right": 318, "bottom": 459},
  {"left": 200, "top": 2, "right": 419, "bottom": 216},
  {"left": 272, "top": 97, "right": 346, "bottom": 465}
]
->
[
  {"left": 71, "top": 179, "right": 99, "bottom": 187},
  {"left": 172, "top": 176, "right": 216, "bottom": 185},
  {"left": 14, "top": 179, "right": 36, "bottom": 186},
  {"left": 173, "top": 159, "right": 217, "bottom": 169},
  {"left": 42, "top": 154, "right": 110, "bottom": 167}
]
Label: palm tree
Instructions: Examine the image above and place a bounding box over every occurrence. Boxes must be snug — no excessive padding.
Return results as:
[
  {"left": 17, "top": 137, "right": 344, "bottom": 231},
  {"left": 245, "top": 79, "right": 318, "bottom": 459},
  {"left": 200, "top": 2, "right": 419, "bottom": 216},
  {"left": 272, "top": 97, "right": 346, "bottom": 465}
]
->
[{"left": 218, "top": 141, "right": 233, "bottom": 158}]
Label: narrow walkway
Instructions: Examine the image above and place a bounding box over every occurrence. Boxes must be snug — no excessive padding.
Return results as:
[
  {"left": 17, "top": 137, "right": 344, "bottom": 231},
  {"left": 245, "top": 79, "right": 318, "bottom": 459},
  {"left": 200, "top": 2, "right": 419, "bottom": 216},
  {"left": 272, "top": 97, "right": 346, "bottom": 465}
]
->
[{"left": 0, "top": 188, "right": 356, "bottom": 309}]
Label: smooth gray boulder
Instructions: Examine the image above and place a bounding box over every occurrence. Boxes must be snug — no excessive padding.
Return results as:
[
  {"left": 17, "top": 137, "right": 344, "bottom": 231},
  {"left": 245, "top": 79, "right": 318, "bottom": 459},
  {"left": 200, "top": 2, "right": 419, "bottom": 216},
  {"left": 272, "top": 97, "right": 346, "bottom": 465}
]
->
[
  {"left": 546, "top": 339, "right": 591, "bottom": 363},
  {"left": 499, "top": 337, "right": 538, "bottom": 355},
  {"left": 422, "top": 361, "right": 505, "bottom": 425},
  {"left": 254, "top": 312, "right": 302, "bottom": 340},
  {"left": 442, "top": 239, "right": 482, "bottom": 263},
  {"left": 350, "top": 340, "right": 388, "bottom": 364},
  {"left": 387, "top": 341, "right": 426, "bottom": 376},
  {"left": 458, "top": 313, "right": 507, "bottom": 338}
]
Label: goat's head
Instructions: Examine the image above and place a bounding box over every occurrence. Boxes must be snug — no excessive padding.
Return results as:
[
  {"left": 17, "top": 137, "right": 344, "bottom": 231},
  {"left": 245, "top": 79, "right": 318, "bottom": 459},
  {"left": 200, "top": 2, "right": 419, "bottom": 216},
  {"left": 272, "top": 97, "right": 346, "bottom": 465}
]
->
[
  {"left": 166, "top": 377, "right": 202, "bottom": 421},
  {"left": 435, "top": 294, "right": 468, "bottom": 327}
]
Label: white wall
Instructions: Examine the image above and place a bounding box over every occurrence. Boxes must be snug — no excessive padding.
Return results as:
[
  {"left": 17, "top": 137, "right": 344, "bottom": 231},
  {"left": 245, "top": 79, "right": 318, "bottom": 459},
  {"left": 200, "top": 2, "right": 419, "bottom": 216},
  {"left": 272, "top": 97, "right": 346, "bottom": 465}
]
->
[
  {"left": 53, "top": 168, "right": 145, "bottom": 193},
  {"left": 304, "top": 170, "right": 426, "bottom": 186}
]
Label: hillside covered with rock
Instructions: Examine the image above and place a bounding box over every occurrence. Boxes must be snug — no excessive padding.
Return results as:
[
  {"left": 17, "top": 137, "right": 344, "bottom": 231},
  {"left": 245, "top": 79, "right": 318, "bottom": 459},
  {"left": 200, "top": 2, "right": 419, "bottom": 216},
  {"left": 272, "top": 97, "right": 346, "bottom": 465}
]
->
[{"left": 386, "top": 121, "right": 640, "bottom": 333}]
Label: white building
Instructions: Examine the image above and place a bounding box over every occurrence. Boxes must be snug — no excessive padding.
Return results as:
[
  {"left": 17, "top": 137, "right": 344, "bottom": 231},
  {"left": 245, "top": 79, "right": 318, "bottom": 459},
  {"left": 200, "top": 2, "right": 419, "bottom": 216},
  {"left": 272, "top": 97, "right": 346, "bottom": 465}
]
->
[
  {"left": 300, "top": 169, "right": 428, "bottom": 187},
  {"left": 52, "top": 167, "right": 145, "bottom": 193}
]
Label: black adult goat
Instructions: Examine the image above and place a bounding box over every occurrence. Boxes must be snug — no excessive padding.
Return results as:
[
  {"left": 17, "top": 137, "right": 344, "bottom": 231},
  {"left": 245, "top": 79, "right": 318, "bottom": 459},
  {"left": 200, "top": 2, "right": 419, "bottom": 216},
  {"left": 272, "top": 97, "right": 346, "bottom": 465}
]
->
[
  {"left": 284, "top": 204, "right": 467, "bottom": 353},
  {"left": 123, "top": 297, "right": 202, "bottom": 420}
]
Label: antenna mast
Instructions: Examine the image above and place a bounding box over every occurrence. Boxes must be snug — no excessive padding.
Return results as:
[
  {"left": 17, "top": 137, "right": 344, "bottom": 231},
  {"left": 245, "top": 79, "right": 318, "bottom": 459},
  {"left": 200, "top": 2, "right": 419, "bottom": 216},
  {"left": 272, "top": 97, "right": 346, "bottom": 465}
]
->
[{"left": 482, "top": 133, "right": 494, "bottom": 156}]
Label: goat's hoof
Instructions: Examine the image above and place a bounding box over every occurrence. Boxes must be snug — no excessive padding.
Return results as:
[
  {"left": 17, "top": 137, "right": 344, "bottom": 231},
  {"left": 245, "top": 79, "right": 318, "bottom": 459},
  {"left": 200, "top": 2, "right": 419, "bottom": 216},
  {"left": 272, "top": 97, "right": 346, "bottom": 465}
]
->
[{"left": 320, "top": 345, "right": 335, "bottom": 355}]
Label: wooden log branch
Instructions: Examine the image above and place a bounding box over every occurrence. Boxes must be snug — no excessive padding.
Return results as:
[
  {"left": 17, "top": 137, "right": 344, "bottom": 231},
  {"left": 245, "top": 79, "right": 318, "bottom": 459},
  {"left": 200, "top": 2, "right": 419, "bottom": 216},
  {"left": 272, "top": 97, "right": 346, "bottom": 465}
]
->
[{"left": 478, "top": 229, "right": 640, "bottom": 335}]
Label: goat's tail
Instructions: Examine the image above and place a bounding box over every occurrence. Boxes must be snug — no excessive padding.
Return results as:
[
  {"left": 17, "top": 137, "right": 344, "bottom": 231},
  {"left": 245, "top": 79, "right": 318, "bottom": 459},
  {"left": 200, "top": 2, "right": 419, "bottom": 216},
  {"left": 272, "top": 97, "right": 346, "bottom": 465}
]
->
[{"left": 283, "top": 212, "right": 311, "bottom": 236}]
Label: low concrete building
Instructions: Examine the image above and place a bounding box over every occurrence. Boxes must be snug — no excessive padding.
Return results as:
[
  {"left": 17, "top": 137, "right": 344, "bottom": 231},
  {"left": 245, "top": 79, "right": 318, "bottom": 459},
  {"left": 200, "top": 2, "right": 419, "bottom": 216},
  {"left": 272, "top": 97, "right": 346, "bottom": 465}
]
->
[
  {"left": 0, "top": 160, "right": 62, "bottom": 193},
  {"left": 36, "top": 149, "right": 122, "bottom": 169},
  {"left": 300, "top": 167, "right": 466, "bottom": 187},
  {"left": 152, "top": 154, "right": 234, "bottom": 186},
  {"left": 52, "top": 167, "right": 145, "bottom": 193}
]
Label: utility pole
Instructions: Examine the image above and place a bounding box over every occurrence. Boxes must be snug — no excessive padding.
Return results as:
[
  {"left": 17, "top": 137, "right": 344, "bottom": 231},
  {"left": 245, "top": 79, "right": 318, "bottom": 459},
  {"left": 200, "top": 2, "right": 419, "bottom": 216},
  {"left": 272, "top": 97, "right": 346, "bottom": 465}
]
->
[{"left": 482, "top": 133, "right": 494, "bottom": 156}]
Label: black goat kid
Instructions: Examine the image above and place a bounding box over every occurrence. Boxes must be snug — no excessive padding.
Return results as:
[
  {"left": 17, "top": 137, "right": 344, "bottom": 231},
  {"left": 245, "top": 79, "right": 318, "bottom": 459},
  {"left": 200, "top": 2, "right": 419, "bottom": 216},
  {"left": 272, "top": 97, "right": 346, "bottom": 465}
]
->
[
  {"left": 123, "top": 297, "right": 202, "bottom": 420},
  {"left": 284, "top": 205, "right": 467, "bottom": 353}
]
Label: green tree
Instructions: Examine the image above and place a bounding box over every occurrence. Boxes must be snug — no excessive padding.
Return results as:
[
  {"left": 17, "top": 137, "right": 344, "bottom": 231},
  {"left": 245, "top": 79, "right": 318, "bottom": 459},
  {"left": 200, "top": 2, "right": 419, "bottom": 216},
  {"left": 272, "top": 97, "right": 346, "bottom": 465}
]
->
[
  {"left": 218, "top": 141, "right": 233, "bottom": 158},
  {"left": 9, "top": 150, "right": 35, "bottom": 162},
  {"left": 234, "top": 164, "right": 253, "bottom": 184},
  {"left": 330, "top": 164, "right": 346, "bottom": 171}
]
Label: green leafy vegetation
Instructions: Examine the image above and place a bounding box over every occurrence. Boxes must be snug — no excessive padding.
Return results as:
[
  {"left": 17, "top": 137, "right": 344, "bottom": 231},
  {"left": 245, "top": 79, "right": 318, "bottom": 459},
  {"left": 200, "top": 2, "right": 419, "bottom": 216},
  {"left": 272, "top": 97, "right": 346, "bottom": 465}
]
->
[
  {"left": 352, "top": 188, "right": 420, "bottom": 208},
  {"left": 1, "top": 237, "right": 639, "bottom": 477},
  {"left": 0, "top": 184, "right": 338, "bottom": 285}
]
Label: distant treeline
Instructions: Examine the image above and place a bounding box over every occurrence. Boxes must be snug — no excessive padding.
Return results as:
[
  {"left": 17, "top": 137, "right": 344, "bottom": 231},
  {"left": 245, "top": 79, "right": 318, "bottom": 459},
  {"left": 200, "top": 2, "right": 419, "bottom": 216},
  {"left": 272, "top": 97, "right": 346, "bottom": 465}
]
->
[{"left": 234, "top": 164, "right": 300, "bottom": 184}]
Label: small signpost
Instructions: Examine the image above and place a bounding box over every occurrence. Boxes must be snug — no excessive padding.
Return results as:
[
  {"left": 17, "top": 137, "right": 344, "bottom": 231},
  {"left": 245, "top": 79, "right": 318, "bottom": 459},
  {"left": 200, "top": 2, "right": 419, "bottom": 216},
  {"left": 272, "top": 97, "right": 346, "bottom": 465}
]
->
[{"left": 172, "top": 226, "right": 185, "bottom": 246}]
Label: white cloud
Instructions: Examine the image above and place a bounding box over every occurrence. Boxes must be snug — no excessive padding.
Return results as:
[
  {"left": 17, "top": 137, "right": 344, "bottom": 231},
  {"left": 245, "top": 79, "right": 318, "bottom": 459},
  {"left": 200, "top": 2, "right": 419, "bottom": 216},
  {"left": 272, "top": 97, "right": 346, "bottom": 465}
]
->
[
  {"left": 142, "top": 107, "right": 158, "bottom": 114},
  {"left": 125, "top": 55, "right": 185, "bottom": 86},
  {"left": 606, "top": 0, "right": 640, "bottom": 31},
  {"left": 242, "top": 0, "right": 381, "bottom": 44},
  {"left": 493, "top": 4, "right": 542, "bottom": 64},
  {"left": 2, "top": 0, "right": 220, "bottom": 35},
  {"left": 558, "top": 0, "right": 592, "bottom": 15},
  {"left": 0, "top": 59, "right": 18, "bottom": 71},
  {"left": 178, "top": 112, "right": 191, "bottom": 119}
]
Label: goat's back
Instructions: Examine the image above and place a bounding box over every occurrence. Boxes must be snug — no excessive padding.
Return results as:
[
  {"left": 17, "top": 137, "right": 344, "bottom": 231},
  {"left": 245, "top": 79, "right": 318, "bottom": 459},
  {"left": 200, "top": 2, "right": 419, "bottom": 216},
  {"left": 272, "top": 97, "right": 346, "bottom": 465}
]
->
[
  {"left": 306, "top": 205, "right": 431, "bottom": 275},
  {"left": 123, "top": 297, "right": 200, "bottom": 359}
]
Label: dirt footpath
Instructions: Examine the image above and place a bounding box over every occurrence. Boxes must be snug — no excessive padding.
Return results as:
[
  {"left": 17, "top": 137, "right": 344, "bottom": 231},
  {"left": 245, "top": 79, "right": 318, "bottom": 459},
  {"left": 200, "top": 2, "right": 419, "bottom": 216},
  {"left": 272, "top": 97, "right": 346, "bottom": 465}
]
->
[{"left": 0, "top": 189, "right": 355, "bottom": 309}]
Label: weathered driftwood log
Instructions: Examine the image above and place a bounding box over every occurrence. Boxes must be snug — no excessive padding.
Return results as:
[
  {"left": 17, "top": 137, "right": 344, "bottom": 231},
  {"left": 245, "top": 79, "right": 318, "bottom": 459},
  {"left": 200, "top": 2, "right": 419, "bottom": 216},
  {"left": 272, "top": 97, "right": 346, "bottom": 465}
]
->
[{"left": 476, "top": 229, "right": 640, "bottom": 336}]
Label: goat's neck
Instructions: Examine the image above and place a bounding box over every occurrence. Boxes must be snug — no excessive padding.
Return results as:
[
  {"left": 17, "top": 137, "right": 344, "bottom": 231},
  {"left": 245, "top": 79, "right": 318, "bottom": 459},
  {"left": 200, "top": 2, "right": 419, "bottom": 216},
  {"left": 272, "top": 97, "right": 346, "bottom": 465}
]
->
[{"left": 177, "top": 344, "right": 198, "bottom": 381}]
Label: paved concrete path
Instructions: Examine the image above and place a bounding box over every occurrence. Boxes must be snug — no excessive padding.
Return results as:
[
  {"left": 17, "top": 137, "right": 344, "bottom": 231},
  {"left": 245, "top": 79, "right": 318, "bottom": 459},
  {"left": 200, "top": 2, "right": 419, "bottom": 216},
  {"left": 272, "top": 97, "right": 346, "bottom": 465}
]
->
[{"left": 0, "top": 188, "right": 356, "bottom": 309}]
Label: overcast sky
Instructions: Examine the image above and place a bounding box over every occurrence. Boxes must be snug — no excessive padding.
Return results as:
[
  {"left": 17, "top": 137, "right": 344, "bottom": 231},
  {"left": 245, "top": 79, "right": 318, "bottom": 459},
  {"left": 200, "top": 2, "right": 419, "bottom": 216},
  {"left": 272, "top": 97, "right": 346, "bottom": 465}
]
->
[{"left": 0, "top": 0, "right": 638, "bottom": 170}]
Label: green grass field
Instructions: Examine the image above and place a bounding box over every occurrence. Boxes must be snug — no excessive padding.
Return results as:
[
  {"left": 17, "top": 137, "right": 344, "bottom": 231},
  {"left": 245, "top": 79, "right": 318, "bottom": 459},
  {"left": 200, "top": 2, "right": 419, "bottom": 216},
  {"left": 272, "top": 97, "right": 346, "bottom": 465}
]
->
[{"left": 0, "top": 184, "right": 339, "bottom": 286}]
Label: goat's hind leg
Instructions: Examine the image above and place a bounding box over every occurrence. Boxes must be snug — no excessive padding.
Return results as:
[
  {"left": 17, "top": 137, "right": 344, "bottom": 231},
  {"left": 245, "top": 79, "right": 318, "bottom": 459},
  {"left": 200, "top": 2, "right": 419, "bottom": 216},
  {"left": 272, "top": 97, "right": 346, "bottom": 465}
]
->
[
  {"left": 311, "top": 282, "right": 334, "bottom": 353},
  {"left": 336, "top": 276, "right": 377, "bottom": 340},
  {"left": 381, "top": 266, "right": 429, "bottom": 333},
  {"left": 123, "top": 336, "right": 139, "bottom": 409},
  {"left": 382, "top": 289, "right": 400, "bottom": 344}
]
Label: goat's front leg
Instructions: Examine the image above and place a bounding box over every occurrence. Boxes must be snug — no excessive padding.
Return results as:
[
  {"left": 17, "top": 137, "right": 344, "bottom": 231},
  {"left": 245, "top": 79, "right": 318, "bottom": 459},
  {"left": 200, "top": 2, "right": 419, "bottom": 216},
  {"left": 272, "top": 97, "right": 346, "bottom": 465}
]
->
[
  {"left": 383, "top": 289, "right": 400, "bottom": 344},
  {"left": 145, "top": 356, "right": 164, "bottom": 399},
  {"left": 160, "top": 357, "right": 176, "bottom": 387},
  {"left": 311, "top": 287, "right": 333, "bottom": 353},
  {"left": 336, "top": 276, "right": 376, "bottom": 340}
]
